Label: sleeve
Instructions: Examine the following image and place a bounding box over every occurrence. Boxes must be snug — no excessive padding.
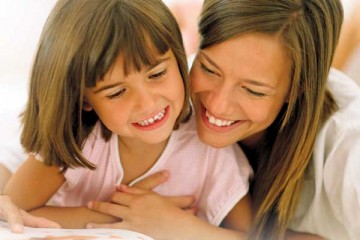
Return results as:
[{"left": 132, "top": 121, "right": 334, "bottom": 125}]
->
[
  {"left": 323, "top": 128, "right": 360, "bottom": 239},
  {"left": 196, "top": 144, "right": 253, "bottom": 226}
]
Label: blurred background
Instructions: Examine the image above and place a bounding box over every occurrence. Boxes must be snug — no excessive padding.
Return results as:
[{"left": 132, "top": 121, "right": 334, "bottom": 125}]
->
[{"left": 0, "top": 0, "right": 359, "bottom": 168}]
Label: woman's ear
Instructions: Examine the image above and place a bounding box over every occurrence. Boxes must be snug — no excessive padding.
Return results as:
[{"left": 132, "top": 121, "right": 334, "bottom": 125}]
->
[{"left": 82, "top": 98, "right": 93, "bottom": 111}]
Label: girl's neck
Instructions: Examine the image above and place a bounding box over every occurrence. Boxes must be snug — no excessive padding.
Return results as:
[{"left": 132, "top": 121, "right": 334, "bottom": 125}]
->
[{"left": 118, "top": 136, "right": 169, "bottom": 185}]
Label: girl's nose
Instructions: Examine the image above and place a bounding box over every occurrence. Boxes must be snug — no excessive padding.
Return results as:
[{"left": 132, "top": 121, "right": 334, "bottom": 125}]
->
[{"left": 133, "top": 86, "right": 157, "bottom": 111}]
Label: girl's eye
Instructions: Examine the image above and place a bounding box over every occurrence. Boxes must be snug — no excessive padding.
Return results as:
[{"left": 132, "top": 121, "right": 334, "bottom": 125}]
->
[
  {"left": 149, "top": 69, "right": 167, "bottom": 79},
  {"left": 107, "top": 88, "right": 126, "bottom": 99},
  {"left": 244, "top": 87, "right": 266, "bottom": 97},
  {"left": 200, "top": 62, "right": 218, "bottom": 75}
]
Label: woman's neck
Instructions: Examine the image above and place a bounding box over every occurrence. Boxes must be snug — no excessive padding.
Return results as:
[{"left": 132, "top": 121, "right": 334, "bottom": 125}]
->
[
  {"left": 240, "top": 130, "right": 265, "bottom": 150},
  {"left": 118, "top": 136, "right": 169, "bottom": 185}
]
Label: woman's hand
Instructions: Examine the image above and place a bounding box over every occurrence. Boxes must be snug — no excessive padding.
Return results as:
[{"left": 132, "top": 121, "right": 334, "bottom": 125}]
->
[{"left": 0, "top": 195, "right": 60, "bottom": 233}]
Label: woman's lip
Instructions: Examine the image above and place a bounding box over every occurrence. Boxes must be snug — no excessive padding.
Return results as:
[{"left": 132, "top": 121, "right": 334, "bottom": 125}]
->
[
  {"left": 132, "top": 106, "right": 170, "bottom": 131},
  {"left": 199, "top": 104, "right": 244, "bottom": 132}
]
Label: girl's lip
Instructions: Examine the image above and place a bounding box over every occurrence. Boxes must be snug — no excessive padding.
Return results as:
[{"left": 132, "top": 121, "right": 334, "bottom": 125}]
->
[
  {"left": 199, "top": 103, "right": 244, "bottom": 132},
  {"left": 132, "top": 106, "right": 170, "bottom": 131}
]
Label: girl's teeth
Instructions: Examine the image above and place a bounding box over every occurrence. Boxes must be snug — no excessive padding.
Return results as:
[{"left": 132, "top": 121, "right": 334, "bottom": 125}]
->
[
  {"left": 206, "top": 111, "right": 235, "bottom": 127},
  {"left": 138, "top": 109, "right": 166, "bottom": 126}
]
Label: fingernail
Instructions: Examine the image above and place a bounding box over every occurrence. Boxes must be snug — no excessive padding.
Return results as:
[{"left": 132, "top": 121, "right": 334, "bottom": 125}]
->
[
  {"left": 161, "top": 170, "right": 169, "bottom": 178},
  {"left": 87, "top": 201, "right": 93, "bottom": 208},
  {"left": 13, "top": 224, "right": 23, "bottom": 233}
]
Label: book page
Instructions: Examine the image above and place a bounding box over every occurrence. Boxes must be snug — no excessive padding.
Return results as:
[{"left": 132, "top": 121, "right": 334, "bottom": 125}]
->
[{"left": 0, "top": 221, "right": 154, "bottom": 240}]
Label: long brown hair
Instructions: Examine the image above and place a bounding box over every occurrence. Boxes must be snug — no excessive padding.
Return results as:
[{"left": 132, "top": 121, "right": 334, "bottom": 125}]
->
[
  {"left": 21, "top": 0, "right": 190, "bottom": 171},
  {"left": 199, "top": 0, "right": 343, "bottom": 238}
]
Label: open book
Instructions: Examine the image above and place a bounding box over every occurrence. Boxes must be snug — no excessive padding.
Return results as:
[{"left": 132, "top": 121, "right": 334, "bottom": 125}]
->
[{"left": 0, "top": 221, "right": 154, "bottom": 240}]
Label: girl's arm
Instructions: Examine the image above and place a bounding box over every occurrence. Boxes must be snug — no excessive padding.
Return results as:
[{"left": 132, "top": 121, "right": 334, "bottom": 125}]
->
[
  {"left": 3, "top": 155, "right": 117, "bottom": 228},
  {"left": 88, "top": 186, "right": 248, "bottom": 240}
]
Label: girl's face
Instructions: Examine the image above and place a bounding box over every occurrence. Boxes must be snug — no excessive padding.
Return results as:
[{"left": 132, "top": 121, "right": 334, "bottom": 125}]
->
[
  {"left": 190, "top": 33, "right": 292, "bottom": 148},
  {"left": 84, "top": 50, "right": 184, "bottom": 145}
]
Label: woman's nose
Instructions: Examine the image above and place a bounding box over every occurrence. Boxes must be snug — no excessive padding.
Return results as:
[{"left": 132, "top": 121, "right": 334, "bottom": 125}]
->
[{"left": 207, "top": 83, "right": 237, "bottom": 117}]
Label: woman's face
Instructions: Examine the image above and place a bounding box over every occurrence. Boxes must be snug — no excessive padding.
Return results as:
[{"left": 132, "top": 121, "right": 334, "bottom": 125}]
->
[{"left": 190, "top": 33, "right": 292, "bottom": 148}]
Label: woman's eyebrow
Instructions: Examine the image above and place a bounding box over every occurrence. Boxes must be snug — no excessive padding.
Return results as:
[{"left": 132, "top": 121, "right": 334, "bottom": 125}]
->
[
  {"left": 200, "top": 51, "right": 275, "bottom": 90},
  {"left": 199, "top": 52, "right": 221, "bottom": 70}
]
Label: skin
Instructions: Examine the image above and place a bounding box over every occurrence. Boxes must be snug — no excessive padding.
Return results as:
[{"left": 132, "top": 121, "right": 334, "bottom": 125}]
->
[
  {"left": 1, "top": 33, "right": 322, "bottom": 239},
  {"left": 2, "top": 50, "right": 187, "bottom": 228},
  {"left": 2, "top": 48, "right": 253, "bottom": 236},
  {"left": 191, "top": 33, "right": 291, "bottom": 149},
  {"left": 86, "top": 33, "right": 322, "bottom": 240}
]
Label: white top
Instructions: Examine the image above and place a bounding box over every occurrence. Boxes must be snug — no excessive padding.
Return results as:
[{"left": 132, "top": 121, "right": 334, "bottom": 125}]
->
[
  {"left": 50, "top": 116, "right": 253, "bottom": 226},
  {"left": 289, "top": 69, "right": 360, "bottom": 240}
]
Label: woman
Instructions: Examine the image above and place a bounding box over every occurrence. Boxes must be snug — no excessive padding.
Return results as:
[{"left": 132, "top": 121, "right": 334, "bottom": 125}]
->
[{"left": 2, "top": 0, "right": 360, "bottom": 239}]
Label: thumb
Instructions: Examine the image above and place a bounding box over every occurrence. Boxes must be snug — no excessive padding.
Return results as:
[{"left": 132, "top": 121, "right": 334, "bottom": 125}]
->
[{"left": 131, "top": 170, "right": 169, "bottom": 190}]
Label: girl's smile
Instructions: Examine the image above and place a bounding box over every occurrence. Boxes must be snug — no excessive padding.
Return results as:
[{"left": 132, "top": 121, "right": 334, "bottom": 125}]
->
[{"left": 132, "top": 106, "right": 170, "bottom": 130}]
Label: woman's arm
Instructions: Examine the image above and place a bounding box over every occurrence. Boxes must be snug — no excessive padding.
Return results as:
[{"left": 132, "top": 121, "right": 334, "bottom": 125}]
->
[
  {"left": 0, "top": 171, "right": 169, "bottom": 231},
  {"left": 88, "top": 186, "right": 248, "bottom": 240},
  {"left": 3, "top": 155, "right": 118, "bottom": 228},
  {"left": 29, "top": 206, "right": 117, "bottom": 228},
  {"left": 0, "top": 195, "right": 61, "bottom": 232}
]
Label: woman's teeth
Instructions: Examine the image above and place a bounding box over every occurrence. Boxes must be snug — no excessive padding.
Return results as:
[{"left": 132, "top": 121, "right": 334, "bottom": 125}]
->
[
  {"left": 206, "top": 111, "right": 235, "bottom": 127},
  {"left": 137, "top": 109, "right": 166, "bottom": 126}
]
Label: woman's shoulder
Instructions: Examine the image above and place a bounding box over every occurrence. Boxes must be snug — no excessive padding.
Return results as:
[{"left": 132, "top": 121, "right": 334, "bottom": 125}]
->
[{"left": 325, "top": 68, "right": 360, "bottom": 133}]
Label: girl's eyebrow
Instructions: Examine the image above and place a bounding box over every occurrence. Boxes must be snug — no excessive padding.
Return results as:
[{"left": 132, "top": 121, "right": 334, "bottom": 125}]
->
[
  {"left": 93, "top": 83, "right": 121, "bottom": 94},
  {"left": 93, "top": 56, "right": 171, "bottom": 94},
  {"left": 145, "top": 56, "right": 170, "bottom": 71}
]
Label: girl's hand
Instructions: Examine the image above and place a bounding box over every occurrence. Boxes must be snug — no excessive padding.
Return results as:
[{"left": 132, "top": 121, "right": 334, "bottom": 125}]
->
[
  {"left": 86, "top": 186, "right": 195, "bottom": 239},
  {"left": 0, "top": 195, "right": 60, "bottom": 233},
  {"left": 131, "top": 170, "right": 169, "bottom": 190}
]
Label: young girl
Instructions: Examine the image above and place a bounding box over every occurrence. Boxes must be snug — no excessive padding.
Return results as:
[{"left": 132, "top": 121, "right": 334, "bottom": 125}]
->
[{"left": 3, "top": 0, "right": 252, "bottom": 234}]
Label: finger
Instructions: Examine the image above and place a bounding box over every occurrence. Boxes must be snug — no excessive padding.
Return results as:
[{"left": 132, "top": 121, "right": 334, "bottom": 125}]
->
[
  {"left": 87, "top": 201, "right": 129, "bottom": 220},
  {"left": 0, "top": 196, "right": 24, "bottom": 233},
  {"left": 20, "top": 210, "right": 61, "bottom": 228},
  {"left": 166, "top": 196, "right": 195, "bottom": 209},
  {"left": 184, "top": 207, "right": 197, "bottom": 215},
  {"left": 131, "top": 170, "right": 169, "bottom": 190},
  {"left": 110, "top": 191, "right": 137, "bottom": 205},
  {"left": 117, "top": 184, "right": 149, "bottom": 195}
]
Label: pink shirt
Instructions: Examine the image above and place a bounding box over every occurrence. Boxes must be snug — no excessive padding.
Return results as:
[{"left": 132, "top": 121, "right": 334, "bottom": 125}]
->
[{"left": 50, "top": 116, "right": 253, "bottom": 225}]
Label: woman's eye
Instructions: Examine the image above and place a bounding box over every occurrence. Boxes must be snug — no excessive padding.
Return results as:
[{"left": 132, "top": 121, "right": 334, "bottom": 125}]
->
[
  {"left": 107, "top": 89, "right": 126, "bottom": 99},
  {"left": 149, "top": 69, "right": 167, "bottom": 79},
  {"left": 200, "top": 63, "right": 217, "bottom": 75},
  {"left": 244, "top": 87, "right": 266, "bottom": 97}
]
